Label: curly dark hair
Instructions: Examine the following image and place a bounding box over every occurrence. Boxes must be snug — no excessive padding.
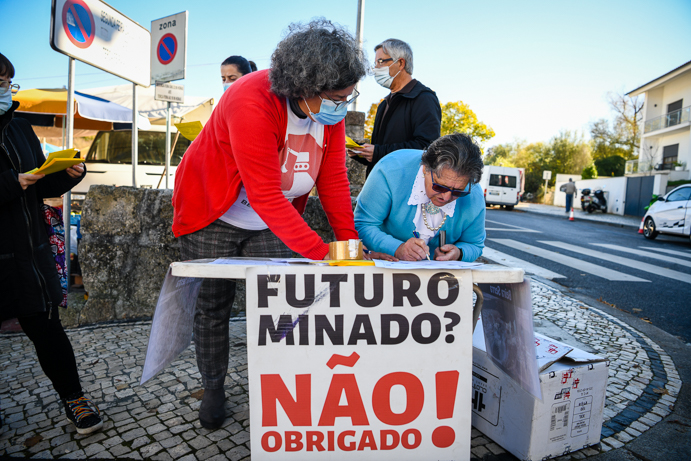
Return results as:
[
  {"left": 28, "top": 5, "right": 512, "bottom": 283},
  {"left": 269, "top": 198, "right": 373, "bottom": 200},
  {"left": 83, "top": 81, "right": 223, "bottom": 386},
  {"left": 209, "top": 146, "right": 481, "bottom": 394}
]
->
[
  {"left": 421, "top": 133, "right": 485, "bottom": 184},
  {"left": 269, "top": 18, "right": 368, "bottom": 99}
]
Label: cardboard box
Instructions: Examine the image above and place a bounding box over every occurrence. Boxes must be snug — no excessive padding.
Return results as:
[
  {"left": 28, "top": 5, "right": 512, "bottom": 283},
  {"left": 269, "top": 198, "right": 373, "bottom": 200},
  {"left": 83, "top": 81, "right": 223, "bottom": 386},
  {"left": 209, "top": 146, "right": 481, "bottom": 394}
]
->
[{"left": 471, "top": 326, "right": 609, "bottom": 460}]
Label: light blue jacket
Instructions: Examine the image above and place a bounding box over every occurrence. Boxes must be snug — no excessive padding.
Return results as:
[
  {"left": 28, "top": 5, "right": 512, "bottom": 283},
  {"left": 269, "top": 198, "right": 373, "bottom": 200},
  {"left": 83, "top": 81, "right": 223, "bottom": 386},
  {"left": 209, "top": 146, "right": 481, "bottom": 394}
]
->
[{"left": 354, "top": 149, "right": 486, "bottom": 261}]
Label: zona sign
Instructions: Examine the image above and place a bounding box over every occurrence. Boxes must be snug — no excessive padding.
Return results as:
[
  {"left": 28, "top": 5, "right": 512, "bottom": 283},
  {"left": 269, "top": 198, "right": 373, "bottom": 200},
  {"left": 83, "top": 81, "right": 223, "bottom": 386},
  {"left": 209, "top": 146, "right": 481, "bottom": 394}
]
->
[
  {"left": 62, "top": 0, "right": 95, "bottom": 49},
  {"left": 157, "top": 33, "right": 177, "bottom": 65}
]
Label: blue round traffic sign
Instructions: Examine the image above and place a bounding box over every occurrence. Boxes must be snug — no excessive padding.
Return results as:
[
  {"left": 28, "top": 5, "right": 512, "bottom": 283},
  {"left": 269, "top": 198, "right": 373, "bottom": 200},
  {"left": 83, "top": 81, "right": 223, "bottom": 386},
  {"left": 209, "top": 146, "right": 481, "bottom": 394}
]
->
[
  {"left": 157, "top": 33, "right": 178, "bottom": 65},
  {"left": 62, "top": 0, "right": 95, "bottom": 49}
]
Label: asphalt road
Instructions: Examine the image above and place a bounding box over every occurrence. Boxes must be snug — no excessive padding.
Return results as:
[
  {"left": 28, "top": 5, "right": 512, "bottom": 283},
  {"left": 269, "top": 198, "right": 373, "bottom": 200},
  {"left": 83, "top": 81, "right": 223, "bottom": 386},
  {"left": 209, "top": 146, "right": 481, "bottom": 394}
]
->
[{"left": 484, "top": 208, "right": 691, "bottom": 343}]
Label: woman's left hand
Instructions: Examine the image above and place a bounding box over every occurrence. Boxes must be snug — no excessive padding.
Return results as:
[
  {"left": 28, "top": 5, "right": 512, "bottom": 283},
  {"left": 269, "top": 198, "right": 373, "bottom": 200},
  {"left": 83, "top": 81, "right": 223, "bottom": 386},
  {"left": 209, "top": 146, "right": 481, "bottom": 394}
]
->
[
  {"left": 66, "top": 163, "right": 85, "bottom": 179},
  {"left": 434, "top": 244, "right": 461, "bottom": 261}
]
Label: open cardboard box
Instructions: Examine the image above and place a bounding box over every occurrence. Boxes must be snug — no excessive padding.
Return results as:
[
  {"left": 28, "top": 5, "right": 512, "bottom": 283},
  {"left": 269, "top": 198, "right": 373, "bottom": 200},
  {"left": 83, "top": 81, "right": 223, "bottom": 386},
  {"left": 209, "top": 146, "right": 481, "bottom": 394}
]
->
[{"left": 471, "top": 319, "right": 609, "bottom": 460}]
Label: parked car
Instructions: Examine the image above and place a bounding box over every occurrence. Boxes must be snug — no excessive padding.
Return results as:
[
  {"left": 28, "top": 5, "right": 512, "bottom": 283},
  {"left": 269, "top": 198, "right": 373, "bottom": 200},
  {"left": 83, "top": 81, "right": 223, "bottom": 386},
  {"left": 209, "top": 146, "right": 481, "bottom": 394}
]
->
[
  {"left": 480, "top": 166, "right": 522, "bottom": 210},
  {"left": 71, "top": 128, "right": 192, "bottom": 202},
  {"left": 641, "top": 184, "right": 691, "bottom": 242}
]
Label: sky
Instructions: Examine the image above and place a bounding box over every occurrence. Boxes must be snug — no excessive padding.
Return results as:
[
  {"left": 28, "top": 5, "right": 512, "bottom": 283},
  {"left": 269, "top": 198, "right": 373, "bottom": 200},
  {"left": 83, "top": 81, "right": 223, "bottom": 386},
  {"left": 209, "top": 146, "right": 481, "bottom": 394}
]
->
[{"left": 2, "top": 0, "right": 690, "bottom": 147}]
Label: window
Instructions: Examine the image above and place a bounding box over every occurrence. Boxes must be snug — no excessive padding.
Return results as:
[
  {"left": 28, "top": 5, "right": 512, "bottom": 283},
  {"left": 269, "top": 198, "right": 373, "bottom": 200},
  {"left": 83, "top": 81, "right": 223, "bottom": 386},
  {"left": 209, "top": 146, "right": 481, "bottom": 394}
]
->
[
  {"left": 85, "top": 131, "right": 191, "bottom": 165},
  {"left": 666, "top": 187, "right": 691, "bottom": 202},
  {"left": 667, "top": 100, "right": 683, "bottom": 127},
  {"left": 662, "top": 144, "right": 679, "bottom": 165},
  {"left": 489, "top": 174, "right": 517, "bottom": 188}
]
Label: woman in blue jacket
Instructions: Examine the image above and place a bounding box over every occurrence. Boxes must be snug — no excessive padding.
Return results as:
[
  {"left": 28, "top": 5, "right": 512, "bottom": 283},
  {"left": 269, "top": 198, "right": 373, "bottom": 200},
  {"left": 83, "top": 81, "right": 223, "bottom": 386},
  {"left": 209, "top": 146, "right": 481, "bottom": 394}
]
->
[{"left": 355, "top": 133, "right": 486, "bottom": 261}]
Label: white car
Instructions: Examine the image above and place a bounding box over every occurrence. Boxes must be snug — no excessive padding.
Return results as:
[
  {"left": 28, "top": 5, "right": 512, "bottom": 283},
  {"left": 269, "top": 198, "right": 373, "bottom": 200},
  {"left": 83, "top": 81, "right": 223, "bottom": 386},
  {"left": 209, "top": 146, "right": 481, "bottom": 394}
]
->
[{"left": 642, "top": 184, "right": 691, "bottom": 242}]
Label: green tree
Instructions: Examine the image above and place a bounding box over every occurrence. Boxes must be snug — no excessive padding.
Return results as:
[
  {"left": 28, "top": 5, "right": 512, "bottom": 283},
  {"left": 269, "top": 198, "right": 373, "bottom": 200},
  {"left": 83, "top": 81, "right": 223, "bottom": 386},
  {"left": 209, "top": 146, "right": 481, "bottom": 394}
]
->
[
  {"left": 440, "top": 101, "right": 495, "bottom": 150},
  {"left": 363, "top": 102, "right": 379, "bottom": 141},
  {"left": 589, "top": 92, "right": 643, "bottom": 161},
  {"left": 594, "top": 155, "right": 626, "bottom": 176},
  {"left": 582, "top": 164, "right": 598, "bottom": 179}
]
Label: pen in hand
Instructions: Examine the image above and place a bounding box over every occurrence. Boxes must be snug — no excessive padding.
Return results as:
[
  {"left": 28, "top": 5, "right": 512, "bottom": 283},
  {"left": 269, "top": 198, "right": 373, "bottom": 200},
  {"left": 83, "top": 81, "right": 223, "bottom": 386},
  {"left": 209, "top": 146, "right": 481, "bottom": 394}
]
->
[{"left": 412, "top": 231, "right": 431, "bottom": 261}]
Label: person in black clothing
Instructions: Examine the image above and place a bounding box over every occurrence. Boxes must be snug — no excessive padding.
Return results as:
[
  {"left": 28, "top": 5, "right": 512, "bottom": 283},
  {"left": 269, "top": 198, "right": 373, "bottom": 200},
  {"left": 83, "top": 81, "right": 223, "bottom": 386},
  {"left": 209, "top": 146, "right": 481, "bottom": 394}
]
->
[
  {"left": 0, "top": 52, "right": 102, "bottom": 435},
  {"left": 350, "top": 38, "right": 441, "bottom": 177}
]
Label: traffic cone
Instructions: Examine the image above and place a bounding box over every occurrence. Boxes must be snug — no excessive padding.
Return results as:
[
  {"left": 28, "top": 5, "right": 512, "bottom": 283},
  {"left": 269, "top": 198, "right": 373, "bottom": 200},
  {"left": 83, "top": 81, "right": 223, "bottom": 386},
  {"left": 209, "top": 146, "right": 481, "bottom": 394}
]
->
[
  {"left": 569, "top": 207, "right": 575, "bottom": 221},
  {"left": 638, "top": 217, "right": 644, "bottom": 234}
]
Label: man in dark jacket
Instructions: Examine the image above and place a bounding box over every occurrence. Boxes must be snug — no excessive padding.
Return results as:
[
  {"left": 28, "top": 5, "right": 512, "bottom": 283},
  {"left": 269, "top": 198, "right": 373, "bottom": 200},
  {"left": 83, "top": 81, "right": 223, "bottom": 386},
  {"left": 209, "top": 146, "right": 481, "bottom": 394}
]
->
[
  {"left": 350, "top": 39, "right": 441, "bottom": 177},
  {"left": 0, "top": 52, "right": 102, "bottom": 435}
]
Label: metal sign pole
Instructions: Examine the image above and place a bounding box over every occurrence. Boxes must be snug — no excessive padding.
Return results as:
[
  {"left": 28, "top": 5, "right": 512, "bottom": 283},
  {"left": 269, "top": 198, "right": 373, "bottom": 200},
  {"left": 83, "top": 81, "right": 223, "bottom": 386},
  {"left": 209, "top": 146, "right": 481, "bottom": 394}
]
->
[
  {"left": 353, "top": 0, "right": 365, "bottom": 112},
  {"left": 64, "top": 57, "right": 75, "bottom": 287},
  {"left": 165, "top": 101, "right": 171, "bottom": 189},
  {"left": 132, "top": 83, "right": 138, "bottom": 188}
]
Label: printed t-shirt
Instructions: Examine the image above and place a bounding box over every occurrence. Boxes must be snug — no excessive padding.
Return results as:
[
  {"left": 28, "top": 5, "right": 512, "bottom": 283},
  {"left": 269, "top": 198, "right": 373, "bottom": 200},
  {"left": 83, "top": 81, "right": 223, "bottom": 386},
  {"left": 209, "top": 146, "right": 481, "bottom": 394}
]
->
[{"left": 219, "top": 102, "right": 325, "bottom": 230}]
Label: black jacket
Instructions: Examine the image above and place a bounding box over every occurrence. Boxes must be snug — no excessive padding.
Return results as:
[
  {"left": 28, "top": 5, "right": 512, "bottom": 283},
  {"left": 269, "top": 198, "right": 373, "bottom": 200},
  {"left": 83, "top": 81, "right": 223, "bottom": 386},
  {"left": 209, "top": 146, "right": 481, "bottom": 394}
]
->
[
  {"left": 0, "top": 101, "right": 85, "bottom": 320},
  {"left": 354, "top": 80, "right": 441, "bottom": 177}
]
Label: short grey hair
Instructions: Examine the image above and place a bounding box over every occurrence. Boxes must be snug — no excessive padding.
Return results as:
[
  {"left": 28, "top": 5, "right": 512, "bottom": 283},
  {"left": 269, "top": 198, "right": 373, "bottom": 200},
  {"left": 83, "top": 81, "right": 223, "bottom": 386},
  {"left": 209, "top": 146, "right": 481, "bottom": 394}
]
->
[
  {"left": 421, "top": 133, "right": 484, "bottom": 184},
  {"left": 270, "top": 18, "right": 368, "bottom": 99},
  {"left": 375, "top": 39, "right": 413, "bottom": 75}
]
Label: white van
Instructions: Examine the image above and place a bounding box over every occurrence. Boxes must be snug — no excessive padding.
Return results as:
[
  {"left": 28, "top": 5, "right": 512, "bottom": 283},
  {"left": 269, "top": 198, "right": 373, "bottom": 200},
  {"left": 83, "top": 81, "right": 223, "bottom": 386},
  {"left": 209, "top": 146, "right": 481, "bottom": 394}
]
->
[
  {"left": 480, "top": 165, "right": 522, "bottom": 210},
  {"left": 72, "top": 128, "right": 192, "bottom": 201}
]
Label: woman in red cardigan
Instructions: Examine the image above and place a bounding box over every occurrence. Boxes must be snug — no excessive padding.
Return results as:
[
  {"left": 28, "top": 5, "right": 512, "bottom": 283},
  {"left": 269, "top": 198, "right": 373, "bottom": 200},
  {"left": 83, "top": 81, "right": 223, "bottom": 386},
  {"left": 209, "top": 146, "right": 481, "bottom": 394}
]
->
[{"left": 172, "top": 19, "right": 368, "bottom": 429}]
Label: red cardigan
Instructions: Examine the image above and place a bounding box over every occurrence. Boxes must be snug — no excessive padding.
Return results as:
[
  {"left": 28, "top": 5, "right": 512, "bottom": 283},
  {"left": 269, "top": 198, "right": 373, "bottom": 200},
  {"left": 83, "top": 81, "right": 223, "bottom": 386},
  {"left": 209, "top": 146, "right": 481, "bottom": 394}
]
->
[{"left": 172, "top": 70, "right": 357, "bottom": 260}]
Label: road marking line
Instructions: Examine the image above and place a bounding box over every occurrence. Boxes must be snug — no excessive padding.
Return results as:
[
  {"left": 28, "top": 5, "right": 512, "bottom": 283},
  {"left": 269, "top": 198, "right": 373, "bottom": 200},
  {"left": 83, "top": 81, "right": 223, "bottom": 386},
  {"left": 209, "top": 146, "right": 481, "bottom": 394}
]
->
[
  {"left": 489, "top": 239, "right": 649, "bottom": 282},
  {"left": 540, "top": 241, "right": 691, "bottom": 285},
  {"left": 486, "top": 228, "right": 542, "bottom": 232},
  {"left": 592, "top": 244, "right": 691, "bottom": 269},
  {"left": 482, "top": 246, "right": 566, "bottom": 279},
  {"left": 639, "top": 247, "right": 691, "bottom": 258},
  {"left": 485, "top": 219, "right": 542, "bottom": 232}
]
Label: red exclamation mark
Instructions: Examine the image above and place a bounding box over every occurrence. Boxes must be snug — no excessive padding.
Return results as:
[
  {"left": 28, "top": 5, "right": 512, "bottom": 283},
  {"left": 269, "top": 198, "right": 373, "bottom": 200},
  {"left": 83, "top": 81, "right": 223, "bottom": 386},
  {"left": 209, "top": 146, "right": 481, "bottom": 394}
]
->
[{"left": 432, "top": 370, "right": 459, "bottom": 448}]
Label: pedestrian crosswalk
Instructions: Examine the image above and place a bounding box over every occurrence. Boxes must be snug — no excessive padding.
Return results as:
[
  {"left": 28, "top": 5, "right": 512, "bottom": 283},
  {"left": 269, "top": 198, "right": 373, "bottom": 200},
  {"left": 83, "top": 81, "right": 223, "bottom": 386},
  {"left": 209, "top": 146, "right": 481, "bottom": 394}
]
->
[{"left": 485, "top": 238, "right": 691, "bottom": 284}]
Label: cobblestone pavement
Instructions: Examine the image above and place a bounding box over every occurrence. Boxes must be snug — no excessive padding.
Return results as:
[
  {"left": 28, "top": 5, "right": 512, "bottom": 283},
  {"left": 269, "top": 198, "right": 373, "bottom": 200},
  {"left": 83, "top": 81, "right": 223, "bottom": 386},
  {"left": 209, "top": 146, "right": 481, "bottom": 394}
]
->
[{"left": 0, "top": 279, "right": 681, "bottom": 460}]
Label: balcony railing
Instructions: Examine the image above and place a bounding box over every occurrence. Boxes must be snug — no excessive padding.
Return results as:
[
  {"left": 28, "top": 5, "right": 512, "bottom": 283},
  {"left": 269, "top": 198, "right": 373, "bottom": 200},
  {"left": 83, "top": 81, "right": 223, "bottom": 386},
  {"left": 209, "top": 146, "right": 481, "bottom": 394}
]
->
[{"left": 644, "top": 105, "right": 691, "bottom": 133}]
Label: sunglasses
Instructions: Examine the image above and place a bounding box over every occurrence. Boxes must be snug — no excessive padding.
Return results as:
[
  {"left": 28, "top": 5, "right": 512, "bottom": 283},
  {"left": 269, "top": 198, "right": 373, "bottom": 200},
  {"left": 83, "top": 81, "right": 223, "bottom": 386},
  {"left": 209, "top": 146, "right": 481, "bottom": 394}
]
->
[{"left": 431, "top": 171, "right": 472, "bottom": 197}]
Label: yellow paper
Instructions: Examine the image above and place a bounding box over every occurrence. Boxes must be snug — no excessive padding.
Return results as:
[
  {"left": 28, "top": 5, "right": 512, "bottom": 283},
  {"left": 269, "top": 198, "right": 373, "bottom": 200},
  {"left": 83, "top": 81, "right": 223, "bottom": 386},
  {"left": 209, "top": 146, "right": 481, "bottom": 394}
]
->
[
  {"left": 175, "top": 121, "right": 204, "bottom": 141},
  {"left": 25, "top": 148, "right": 80, "bottom": 174},
  {"left": 317, "top": 260, "right": 375, "bottom": 266},
  {"left": 29, "top": 158, "right": 84, "bottom": 175},
  {"left": 345, "top": 136, "right": 361, "bottom": 149}
]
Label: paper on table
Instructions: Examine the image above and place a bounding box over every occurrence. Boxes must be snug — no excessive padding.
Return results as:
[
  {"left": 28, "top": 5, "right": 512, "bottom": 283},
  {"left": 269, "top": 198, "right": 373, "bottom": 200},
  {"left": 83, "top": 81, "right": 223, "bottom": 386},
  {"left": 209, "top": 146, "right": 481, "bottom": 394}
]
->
[
  {"left": 25, "top": 148, "right": 80, "bottom": 174},
  {"left": 174, "top": 121, "right": 204, "bottom": 141},
  {"left": 373, "top": 260, "right": 483, "bottom": 270}
]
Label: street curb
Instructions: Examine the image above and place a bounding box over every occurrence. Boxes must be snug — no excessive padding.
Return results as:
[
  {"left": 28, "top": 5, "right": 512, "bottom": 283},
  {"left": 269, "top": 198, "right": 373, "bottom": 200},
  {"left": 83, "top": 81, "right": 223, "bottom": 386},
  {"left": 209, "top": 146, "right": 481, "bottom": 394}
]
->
[{"left": 511, "top": 207, "right": 641, "bottom": 229}]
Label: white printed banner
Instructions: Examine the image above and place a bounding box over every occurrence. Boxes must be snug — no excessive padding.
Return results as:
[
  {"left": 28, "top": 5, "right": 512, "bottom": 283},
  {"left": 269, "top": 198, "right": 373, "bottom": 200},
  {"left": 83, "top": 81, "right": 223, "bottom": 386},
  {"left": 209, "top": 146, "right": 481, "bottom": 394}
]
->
[{"left": 246, "top": 266, "right": 475, "bottom": 460}]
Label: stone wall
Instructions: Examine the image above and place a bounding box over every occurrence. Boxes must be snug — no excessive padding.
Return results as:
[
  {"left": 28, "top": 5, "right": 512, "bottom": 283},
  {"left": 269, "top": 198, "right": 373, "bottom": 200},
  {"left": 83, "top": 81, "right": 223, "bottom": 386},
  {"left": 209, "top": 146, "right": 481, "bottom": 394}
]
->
[{"left": 71, "top": 188, "right": 356, "bottom": 326}]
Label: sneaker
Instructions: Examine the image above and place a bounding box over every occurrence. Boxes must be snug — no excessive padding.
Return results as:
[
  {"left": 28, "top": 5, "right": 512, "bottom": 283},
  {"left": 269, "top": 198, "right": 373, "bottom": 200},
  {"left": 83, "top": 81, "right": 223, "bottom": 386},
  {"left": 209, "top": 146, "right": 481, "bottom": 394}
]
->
[{"left": 63, "top": 395, "right": 103, "bottom": 435}]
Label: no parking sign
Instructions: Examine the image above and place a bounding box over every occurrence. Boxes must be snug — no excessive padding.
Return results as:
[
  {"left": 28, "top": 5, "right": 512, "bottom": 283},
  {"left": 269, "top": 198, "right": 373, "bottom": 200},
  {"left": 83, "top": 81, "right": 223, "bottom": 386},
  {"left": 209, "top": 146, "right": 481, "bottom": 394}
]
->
[
  {"left": 151, "top": 12, "right": 188, "bottom": 84},
  {"left": 50, "top": 0, "right": 151, "bottom": 86}
]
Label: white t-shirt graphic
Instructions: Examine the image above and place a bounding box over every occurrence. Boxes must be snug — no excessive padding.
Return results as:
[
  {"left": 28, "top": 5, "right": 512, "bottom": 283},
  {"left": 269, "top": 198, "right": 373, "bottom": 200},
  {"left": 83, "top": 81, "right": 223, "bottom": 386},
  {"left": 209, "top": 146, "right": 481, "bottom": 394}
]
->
[{"left": 220, "top": 103, "right": 324, "bottom": 230}]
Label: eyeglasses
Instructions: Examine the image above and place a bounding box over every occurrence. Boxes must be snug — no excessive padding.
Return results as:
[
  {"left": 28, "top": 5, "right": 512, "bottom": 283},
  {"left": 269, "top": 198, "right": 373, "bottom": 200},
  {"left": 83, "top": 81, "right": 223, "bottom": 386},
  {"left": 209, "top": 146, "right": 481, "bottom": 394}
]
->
[
  {"left": 0, "top": 80, "right": 19, "bottom": 95},
  {"left": 320, "top": 88, "right": 360, "bottom": 112},
  {"left": 431, "top": 171, "right": 472, "bottom": 197},
  {"left": 374, "top": 58, "right": 394, "bottom": 66}
]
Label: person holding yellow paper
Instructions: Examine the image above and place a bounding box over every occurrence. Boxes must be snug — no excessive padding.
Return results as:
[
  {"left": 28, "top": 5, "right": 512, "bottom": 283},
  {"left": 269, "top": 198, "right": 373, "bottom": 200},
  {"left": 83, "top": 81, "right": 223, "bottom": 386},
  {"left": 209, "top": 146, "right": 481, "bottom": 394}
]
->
[{"left": 0, "top": 53, "right": 101, "bottom": 435}]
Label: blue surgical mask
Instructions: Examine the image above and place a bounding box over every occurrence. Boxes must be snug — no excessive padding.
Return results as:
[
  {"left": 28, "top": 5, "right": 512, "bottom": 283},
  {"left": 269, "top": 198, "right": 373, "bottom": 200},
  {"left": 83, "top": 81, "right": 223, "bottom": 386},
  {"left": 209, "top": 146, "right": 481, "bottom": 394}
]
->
[
  {"left": 303, "top": 97, "right": 347, "bottom": 126},
  {"left": 223, "top": 82, "right": 232, "bottom": 93},
  {"left": 0, "top": 90, "right": 12, "bottom": 115}
]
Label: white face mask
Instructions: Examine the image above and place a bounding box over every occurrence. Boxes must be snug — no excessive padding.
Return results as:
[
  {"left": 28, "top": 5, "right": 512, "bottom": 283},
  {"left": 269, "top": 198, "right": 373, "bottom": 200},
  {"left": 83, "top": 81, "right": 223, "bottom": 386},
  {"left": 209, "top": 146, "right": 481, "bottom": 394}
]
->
[
  {"left": 373, "top": 61, "right": 401, "bottom": 89},
  {"left": 0, "top": 90, "right": 12, "bottom": 115}
]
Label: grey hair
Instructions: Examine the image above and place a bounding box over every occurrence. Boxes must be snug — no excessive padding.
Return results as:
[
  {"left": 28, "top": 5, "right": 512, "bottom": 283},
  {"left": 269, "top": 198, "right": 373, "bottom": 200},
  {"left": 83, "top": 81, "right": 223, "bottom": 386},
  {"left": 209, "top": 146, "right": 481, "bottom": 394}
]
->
[
  {"left": 375, "top": 39, "right": 413, "bottom": 75},
  {"left": 270, "top": 18, "right": 368, "bottom": 99},
  {"left": 421, "top": 133, "right": 484, "bottom": 184}
]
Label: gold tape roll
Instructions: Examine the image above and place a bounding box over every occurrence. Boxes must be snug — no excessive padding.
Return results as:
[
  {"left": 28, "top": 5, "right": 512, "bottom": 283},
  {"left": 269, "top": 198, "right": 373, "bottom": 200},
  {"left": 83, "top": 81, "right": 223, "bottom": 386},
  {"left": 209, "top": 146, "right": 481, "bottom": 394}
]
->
[{"left": 328, "top": 240, "right": 364, "bottom": 260}]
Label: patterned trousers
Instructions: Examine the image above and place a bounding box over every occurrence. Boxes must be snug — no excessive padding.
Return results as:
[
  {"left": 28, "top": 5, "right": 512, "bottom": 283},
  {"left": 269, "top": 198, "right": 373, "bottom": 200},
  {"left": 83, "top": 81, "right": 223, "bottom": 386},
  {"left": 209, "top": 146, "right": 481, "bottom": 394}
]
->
[{"left": 179, "top": 220, "right": 291, "bottom": 389}]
